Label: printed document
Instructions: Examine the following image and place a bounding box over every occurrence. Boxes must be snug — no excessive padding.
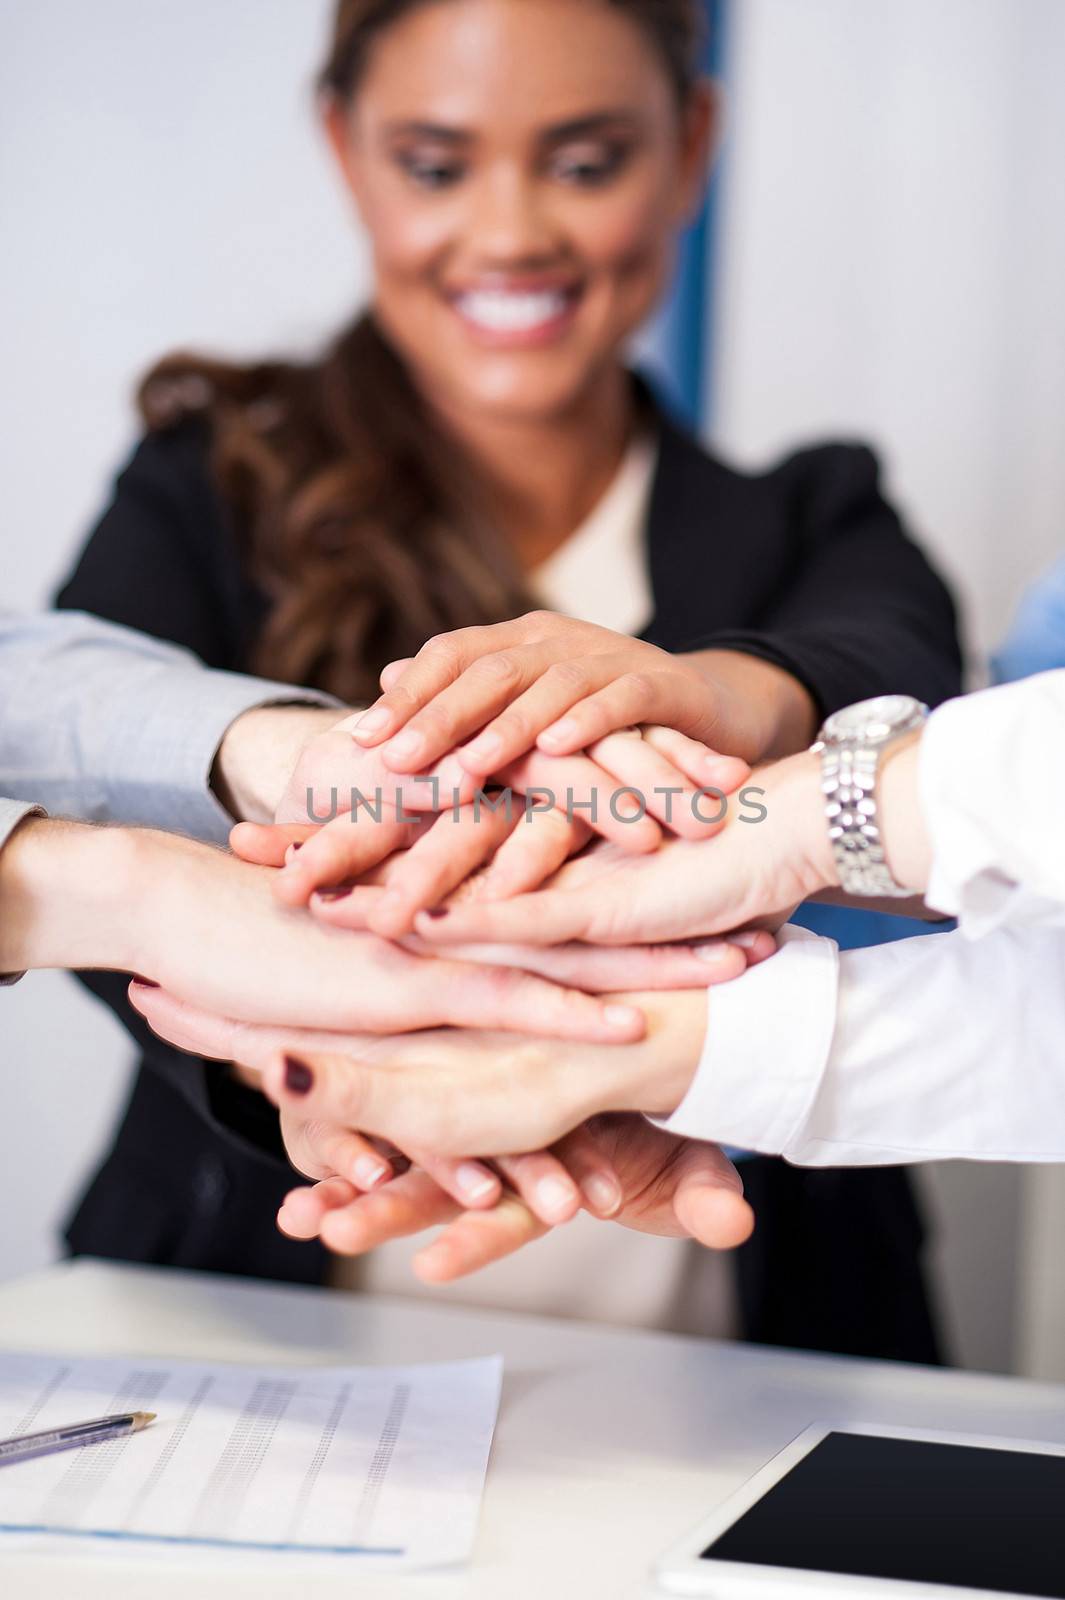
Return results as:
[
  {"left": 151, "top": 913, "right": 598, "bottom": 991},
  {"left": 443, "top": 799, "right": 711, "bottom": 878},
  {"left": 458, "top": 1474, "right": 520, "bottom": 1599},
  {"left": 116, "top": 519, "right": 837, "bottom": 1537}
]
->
[{"left": 0, "top": 1349, "right": 502, "bottom": 1570}]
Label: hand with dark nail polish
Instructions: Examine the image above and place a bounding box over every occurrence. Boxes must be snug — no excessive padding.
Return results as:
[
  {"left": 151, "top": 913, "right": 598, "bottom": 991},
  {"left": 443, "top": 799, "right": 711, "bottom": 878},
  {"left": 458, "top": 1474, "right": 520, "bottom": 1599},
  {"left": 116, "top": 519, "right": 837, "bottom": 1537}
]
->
[{"left": 284, "top": 1054, "right": 314, "bottom": 1095}]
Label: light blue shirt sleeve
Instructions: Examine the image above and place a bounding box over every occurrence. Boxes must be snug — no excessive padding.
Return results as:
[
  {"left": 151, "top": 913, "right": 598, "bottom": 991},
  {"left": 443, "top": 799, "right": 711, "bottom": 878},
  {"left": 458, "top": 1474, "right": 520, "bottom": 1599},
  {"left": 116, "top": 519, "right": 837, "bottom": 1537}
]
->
[{"left": 0, "top": 610, "right": 338, "bottom": 844}]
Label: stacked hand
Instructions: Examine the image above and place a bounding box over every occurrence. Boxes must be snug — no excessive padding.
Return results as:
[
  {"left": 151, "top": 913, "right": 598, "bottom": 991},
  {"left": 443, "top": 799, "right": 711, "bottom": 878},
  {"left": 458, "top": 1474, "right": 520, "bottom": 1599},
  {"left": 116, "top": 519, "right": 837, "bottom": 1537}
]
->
[
  {"left": 348, "top": 609, "right": 815, "bottom": 766},
  {"left": 233, "top": 708, "right": 750, "bottom": 939},
  {"left": 122, "top": 613, "right": 828, "bottom": 1283},
  {"left": 198, "top": 617, "right": 818, "bottom": 1278},
  {"left": 128, "top": 984, "right": 756, "bottom": 1281},
  {"left": 7, "top": 612, "right": 833, "bottom": 1289},
  {"left": 278, "top": 1116, "right": 755, "bottom": 1283}
]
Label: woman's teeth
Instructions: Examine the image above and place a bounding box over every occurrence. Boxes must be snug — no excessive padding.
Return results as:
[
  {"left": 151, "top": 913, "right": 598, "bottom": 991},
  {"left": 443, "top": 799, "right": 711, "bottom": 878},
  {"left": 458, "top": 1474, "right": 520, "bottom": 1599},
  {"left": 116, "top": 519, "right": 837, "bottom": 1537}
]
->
[{"left": 455, "top": 288, "right": 570, "bottom": 333}]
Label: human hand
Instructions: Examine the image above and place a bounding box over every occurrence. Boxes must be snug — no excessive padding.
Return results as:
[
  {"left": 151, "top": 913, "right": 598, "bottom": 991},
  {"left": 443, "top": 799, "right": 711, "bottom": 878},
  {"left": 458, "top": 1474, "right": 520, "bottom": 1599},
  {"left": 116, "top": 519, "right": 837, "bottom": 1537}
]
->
[
  {"left": 129, "top": 982, "right": 716, "bottom": 1155},
  {"left": 278, "top": 1115, "right": 754, "bottom": 1283},
  {"left": 348, "top": 609, "right": 811, "bottom": 770},
  {"left": 226, "top": 847, "right": 757, "bottom": 987},
  {"left": 127, "top": 985, "right": 634, "bottom": 1230},
  {"left": 411, "top": 751, "right": 833, "bottom": 950},
  {"left": 274, "top": 706, "right": 743, "bottom": 848},
  {"left": 126, "top": 990, "right": 753, "bottom": 1277},
  {"left": 278, "top": 1110, "right": 616, "bottom": 1231},
  {"left": 232, "top": 795, "right": 594, "bottom": 939},
  {"left": 263, "top": 713, "right": 745, "bottom": 902},
  {"left": 237, "top": 721, "right": 749, "bottom": 935},
  {"left": 68, "top": 827, "right": 667, "bottom": 1042},
  {"left": 236, "top": 766, "right": 753, "bottom": 947}
]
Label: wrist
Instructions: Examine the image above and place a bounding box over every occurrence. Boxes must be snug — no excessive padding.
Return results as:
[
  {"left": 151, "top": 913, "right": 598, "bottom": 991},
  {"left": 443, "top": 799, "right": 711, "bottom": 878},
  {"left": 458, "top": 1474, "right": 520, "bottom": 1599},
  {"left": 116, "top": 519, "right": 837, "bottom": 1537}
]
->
[
  {"left": 689, "top": 650, "right": 818, "bottom": 761},
  {"left": 0, "top": 819, "right": 152, "bottom": 975},
  {"left": 212, "top": 705, "right": 343, "bottom": 823},
  {"left": 765, "top": 748, "right": 839, "bottom": 894},
  {"left": 878, "top": 736, "right": 931, "bottom": 893},
  {"left": 627, "top": 990, "right": 710, "bottom": 1117}
]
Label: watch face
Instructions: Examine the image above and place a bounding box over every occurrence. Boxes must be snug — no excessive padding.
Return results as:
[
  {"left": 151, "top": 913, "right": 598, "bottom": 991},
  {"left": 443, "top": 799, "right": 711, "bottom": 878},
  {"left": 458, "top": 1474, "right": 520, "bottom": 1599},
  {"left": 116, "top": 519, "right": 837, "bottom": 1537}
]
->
[{"left": 822, "top": 695, "right": 926, "bottom": 744}]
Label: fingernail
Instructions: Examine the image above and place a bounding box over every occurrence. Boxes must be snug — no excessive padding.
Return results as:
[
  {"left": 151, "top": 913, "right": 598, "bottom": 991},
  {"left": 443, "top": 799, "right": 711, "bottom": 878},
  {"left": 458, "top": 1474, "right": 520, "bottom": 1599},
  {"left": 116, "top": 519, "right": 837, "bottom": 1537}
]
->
[
  {"left": 729, "top": 931, "right": 764, "bottom": 949},
  {"left": 131, "top": 975, "right": 159, "bottom": 988},
  {"left": 315, "top": 883, "right": 354, "bottom": 901},
  {"left": 464, "top": 731, "right": 501, "bottom": 763},
  {"left": 354, "top": 1155, "right": 390, "bottom": 1189},
  {"left": 386, "top": 730, "right": 422, "bottom": 764},
  {"left": 535, "top": 1175, "right": 577, "bottom": 1221},
  {"left": 353, "top": 707, "right": 390, "bottom": 738},
  {"left": 456, "top": 1162, "right": 498, "bottom": 1203},
  {"left": 582, "top": 1173, "right": 622, "bottom": 1215},
  {"left": 695, "top": 941, "right": 733, "bottom": 963},
  {"left": 283, "top": 1055, "right": 314, "bottom": 1095},
  {"left": 603, "top": 1003, "right": 642, "bottom": 1030},
  {"left": 540, "top": 718, "right": 575, "bottom": 747}
]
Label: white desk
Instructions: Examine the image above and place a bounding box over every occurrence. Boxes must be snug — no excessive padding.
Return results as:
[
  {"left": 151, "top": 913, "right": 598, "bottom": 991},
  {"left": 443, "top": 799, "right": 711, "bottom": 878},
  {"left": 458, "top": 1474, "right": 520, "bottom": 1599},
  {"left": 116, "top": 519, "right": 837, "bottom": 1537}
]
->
[{"left": 1, "top": 1260, "right": 1064, "bottom": 1598}]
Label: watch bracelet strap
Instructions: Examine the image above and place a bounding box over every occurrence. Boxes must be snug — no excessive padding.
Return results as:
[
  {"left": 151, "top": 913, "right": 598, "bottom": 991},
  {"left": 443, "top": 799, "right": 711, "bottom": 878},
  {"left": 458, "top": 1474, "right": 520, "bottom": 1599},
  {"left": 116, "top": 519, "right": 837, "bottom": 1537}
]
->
[{"left": 821, "top": 744, "right": 912, "bottom": 898}]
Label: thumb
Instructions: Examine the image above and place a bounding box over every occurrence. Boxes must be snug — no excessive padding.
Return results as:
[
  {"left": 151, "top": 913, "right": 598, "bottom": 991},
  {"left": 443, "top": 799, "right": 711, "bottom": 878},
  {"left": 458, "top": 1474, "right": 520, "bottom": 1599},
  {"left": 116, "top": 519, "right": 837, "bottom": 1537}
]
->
[
  {"left": 230, "top": 820, "right": 317, "bottom": 866},
  {"left": 671, "top": 1142, "right": 755, "bottom": 1251}
]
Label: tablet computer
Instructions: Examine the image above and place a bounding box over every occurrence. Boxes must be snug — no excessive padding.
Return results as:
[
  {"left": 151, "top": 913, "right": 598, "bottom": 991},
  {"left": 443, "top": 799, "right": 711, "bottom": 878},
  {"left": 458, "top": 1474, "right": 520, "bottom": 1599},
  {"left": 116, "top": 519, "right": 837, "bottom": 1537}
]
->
[{"left": 655, "top": 1422, "right": 1065, "bottom": 1598}]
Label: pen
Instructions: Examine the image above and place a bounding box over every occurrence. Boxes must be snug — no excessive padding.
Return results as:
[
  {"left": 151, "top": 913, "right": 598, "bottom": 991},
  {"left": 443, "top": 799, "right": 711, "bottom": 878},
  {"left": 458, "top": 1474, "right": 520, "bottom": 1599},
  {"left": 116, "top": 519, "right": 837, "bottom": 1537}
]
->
[{"left": 0, "top": 1411, "right": 157, "bottom": 1467}]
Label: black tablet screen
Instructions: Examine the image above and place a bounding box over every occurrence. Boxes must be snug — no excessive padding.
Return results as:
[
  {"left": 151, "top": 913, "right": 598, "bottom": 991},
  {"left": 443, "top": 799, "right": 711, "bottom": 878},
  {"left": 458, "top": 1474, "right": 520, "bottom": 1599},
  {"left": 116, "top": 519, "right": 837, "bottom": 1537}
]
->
[{"left": 702, "top": 1431, "right": 1065, "bottom": 1597}]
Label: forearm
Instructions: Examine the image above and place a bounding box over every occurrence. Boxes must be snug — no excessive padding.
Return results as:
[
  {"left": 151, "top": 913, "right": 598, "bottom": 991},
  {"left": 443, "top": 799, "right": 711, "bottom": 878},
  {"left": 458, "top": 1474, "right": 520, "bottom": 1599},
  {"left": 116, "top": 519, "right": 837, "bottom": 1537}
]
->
[
  {"left": 0, "top": 818, "right": 148, "bottom": 975},
  {"left": 683, "top": 648, "right": 818, "bottom": 760}
]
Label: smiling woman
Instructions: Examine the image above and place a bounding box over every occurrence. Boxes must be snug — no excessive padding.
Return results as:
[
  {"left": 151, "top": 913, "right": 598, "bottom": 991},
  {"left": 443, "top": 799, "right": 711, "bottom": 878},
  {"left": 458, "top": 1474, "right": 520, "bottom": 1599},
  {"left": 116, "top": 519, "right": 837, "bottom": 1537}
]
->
[
  {"left": 324, "top": 0, "right": 708, "bottom": 437},
  {"left": 56, "top": 0, "right": 960, "bottom": 1359},
  {"left": 117, "top": 0, "right": 715, "bottom": 702}
]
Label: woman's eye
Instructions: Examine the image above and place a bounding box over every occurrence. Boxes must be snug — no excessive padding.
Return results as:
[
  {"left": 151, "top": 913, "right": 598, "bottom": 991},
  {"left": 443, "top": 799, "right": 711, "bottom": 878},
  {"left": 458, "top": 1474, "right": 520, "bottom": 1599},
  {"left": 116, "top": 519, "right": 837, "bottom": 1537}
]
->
[
  {"left": 550, "top": 143, "right": 631, "bottom": 187},
  {"left": 395, "top": 153, "right": 465, "bottom": 190}
]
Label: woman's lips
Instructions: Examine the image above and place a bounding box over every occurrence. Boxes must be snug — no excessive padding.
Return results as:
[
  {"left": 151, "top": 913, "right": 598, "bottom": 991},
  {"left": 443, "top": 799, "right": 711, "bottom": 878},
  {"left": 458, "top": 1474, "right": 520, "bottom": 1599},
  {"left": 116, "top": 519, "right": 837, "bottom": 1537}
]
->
[{"left": 449, "top": 284, "right": 583, "bottom": 347}]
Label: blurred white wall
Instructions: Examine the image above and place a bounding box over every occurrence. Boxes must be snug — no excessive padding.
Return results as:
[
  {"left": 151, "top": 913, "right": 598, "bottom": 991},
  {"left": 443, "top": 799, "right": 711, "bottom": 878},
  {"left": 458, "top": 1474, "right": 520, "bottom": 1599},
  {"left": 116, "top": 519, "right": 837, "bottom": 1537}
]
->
[
  {"left": 709, "top": 0, "right": 1065, "bottom": 1377},
  {"left": 712, "top": 0, "right": 1065, "bottom": 660},
  {"left": 2, "top": 0, "right": 1064, "bottom": 1378},
  {"left": 0, "top": 0, "right": 369, "bottom": 1279}
]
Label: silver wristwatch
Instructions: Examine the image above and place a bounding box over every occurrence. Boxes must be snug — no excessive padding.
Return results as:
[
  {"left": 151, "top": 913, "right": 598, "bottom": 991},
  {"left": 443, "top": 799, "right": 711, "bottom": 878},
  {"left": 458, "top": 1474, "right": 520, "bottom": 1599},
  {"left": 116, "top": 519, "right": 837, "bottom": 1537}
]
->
[{"left": 811, "top": 694, "right": 929, "bottom": 898}]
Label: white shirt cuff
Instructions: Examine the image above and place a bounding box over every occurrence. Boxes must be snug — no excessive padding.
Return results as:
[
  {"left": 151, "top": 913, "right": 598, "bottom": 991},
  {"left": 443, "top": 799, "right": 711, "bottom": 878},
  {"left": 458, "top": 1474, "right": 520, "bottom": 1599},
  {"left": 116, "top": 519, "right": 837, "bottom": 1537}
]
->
[
  {"left": 650, "top": 925, "right": 840, "bottom": 1153},
  {"left": 922, "top": 673, "right": 1065, "bottom": 937}
]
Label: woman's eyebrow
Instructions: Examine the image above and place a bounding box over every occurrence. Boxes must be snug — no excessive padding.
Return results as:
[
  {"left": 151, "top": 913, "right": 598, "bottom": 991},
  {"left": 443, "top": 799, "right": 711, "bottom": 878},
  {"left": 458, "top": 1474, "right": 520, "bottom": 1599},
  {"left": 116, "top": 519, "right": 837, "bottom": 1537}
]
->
[
  {"left": 383, "top": 121, "right": 471, "bottom": 143},
  {"left": 382, "top": 111, "right": 642, "bottom": 145},
  {"left": 540, "top": 111, "right": 643, "bottom": 143}
]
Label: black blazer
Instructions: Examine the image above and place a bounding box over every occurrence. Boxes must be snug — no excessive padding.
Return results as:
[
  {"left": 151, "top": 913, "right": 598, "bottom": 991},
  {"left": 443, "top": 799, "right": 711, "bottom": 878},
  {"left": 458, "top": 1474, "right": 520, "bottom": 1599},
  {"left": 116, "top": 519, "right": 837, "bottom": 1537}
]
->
[{"left": 56, "top": 395, "right": 962, "bottom": 1364}]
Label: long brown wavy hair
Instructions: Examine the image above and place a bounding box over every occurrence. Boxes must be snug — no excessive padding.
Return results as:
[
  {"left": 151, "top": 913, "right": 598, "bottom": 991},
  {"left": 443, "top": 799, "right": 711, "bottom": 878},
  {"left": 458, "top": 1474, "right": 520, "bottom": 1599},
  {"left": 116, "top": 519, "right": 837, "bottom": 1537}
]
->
[{"left": 137, "top": 0, "right": 705, "bottom": 702}]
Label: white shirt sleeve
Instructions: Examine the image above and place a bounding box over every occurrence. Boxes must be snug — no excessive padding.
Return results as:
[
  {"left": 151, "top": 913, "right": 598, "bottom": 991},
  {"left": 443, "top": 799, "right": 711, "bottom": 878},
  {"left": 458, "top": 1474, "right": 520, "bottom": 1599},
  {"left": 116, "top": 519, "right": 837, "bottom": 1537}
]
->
[
  {"left": 657, "top": 671, "right": 1065, "bottom": 1164},
  {"left": 659, "top": 922, "right": 1065, "bottom": 1164},
  {"left": 921, "top": 670, "right": 1065, "bottom": 934}
]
